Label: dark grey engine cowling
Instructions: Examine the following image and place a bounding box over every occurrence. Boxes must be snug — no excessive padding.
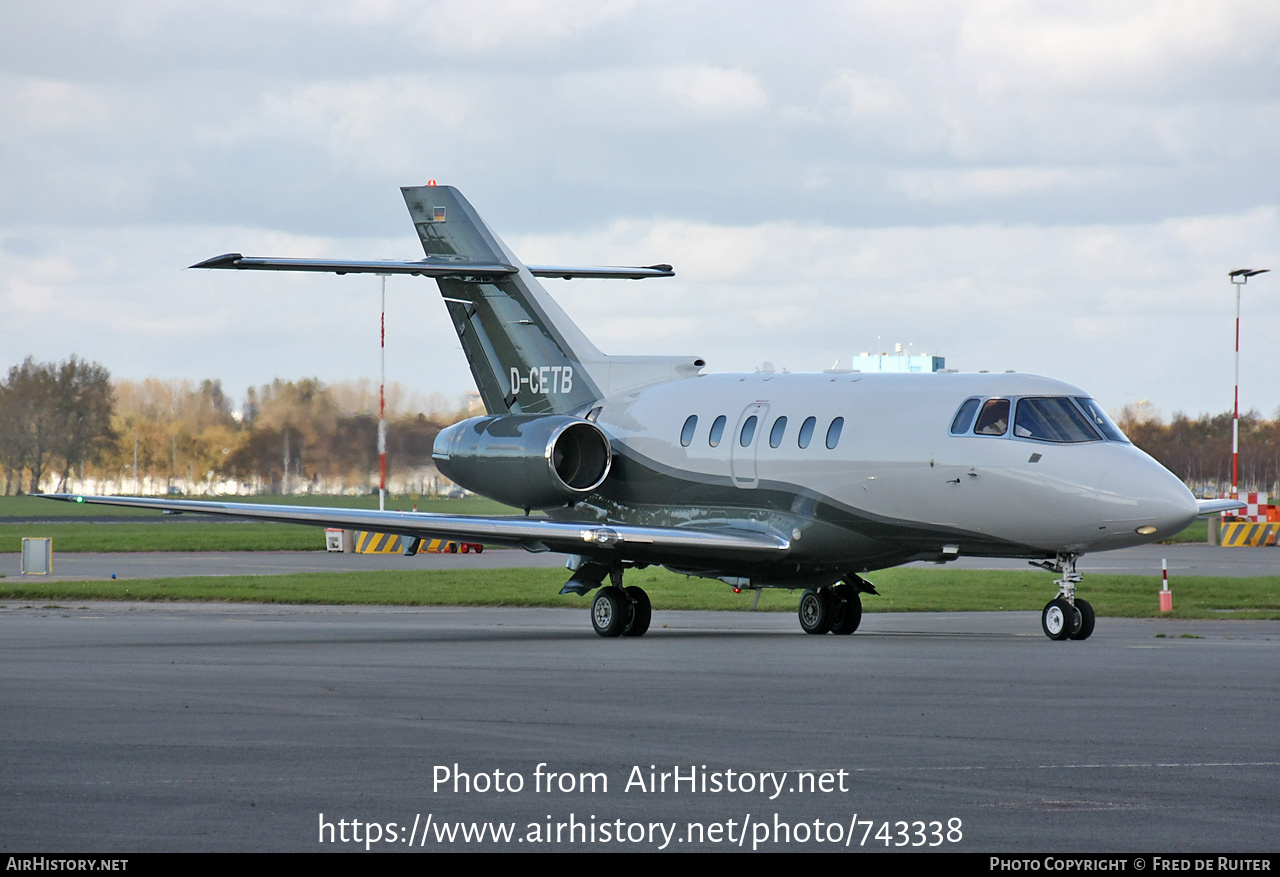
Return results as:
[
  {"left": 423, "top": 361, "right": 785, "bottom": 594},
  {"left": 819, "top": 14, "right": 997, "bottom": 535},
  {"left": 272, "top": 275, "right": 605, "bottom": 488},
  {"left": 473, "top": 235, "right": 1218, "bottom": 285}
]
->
[{"left": 432, "top": 414, "right": 612, "bottom": 509}]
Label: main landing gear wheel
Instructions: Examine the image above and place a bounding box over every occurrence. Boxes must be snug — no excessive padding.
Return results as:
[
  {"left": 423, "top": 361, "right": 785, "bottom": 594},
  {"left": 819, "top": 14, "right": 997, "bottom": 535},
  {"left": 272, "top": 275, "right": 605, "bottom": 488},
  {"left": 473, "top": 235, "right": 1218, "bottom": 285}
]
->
[
  {"left": 828, "top": 584, "right": 862, "bottom": 635},
  {"left": 591, "top": 585, "right": 629, "bottom": 638},
  {"left": 798, "top": 588, "right": 835, "bottom": 635},
  {"left": 1041, "top": 597, "right": 1078, "bottom": 641},
  {"left": 622, "top": 586, "right": 651, "bottom": 638},
  {"left": 1069, "top": 598, "right": 1095, "bottom": 641}
]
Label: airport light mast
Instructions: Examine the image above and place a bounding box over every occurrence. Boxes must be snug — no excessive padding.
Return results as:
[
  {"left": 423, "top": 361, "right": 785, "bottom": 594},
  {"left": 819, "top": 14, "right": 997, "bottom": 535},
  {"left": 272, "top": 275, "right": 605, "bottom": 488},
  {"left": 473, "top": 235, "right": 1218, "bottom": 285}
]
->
[
  {"left": 379, "top": 273, "right": 388, "bottom": 512},
  {"left": 1228, "top": 268, "right": 1269, "bottom": 500}
]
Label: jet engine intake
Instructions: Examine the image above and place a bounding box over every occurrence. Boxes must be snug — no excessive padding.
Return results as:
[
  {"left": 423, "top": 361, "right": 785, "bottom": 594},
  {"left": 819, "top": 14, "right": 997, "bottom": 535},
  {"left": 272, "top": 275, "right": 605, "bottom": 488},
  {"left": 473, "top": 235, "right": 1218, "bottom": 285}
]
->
[{"left": 432, "top": 414, "right": 612, "bottom": 509}]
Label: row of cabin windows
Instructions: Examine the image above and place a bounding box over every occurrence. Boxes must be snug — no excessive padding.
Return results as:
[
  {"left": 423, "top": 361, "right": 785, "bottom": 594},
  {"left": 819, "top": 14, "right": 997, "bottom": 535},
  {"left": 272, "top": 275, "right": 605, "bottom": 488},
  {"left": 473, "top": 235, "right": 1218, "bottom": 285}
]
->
[{"left": 680, "top": 414, "right": 845, "bottom": 450}]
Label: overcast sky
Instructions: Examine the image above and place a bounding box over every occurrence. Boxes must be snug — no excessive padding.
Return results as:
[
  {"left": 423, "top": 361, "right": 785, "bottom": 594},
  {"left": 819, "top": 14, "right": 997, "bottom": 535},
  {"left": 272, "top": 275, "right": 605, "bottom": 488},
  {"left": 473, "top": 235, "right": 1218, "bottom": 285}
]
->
[{"left": 3, "top": 1, "right": 1278, "bottom": 420}]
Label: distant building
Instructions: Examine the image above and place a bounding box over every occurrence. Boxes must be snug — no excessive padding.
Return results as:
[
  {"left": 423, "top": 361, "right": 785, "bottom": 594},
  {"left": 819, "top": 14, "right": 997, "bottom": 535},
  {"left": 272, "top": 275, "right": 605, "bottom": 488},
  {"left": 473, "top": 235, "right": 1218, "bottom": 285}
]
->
[{"left": 850, "top": 349, "right": 946, "bottom": 373}]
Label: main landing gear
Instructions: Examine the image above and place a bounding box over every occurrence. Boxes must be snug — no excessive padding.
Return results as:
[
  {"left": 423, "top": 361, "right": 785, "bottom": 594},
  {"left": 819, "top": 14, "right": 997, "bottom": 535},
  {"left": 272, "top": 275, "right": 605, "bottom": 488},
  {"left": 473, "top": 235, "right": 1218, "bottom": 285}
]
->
[
  {"left": 562, "top": 562, "right": 652, "bottom": 638},
  {"left": 590, "top": 583, "right": 651, "bottom": 638},
  {"left": 798, "top": 577, "right": 876, "bottom": 635},
  {"left": 565, "top": 565, "right": 651, "bottom": 638},
  {"left": 1033, "top": 554, "right": 1095, "bottom": 641}
]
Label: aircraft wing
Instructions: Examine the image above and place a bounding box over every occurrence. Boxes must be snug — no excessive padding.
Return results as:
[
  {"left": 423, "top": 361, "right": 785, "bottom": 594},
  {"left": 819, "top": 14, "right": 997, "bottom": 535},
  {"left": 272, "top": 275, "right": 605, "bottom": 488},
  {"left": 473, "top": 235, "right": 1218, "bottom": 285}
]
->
[
  {"left": 190, "top": 254, "right": 674, "bottom": 280},
  {"left": 43, "top": 495, "right": 789, "bottom": 558},
  {"left": 1196, "top": 498, "right": 1248, "bottom": 515}
]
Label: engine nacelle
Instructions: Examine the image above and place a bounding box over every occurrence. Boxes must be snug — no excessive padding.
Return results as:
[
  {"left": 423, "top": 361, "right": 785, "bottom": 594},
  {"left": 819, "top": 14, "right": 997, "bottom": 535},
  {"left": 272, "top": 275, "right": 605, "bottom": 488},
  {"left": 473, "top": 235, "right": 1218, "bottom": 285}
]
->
[{"left": 432, "top": 414, "right": 612, "bottom": 510}]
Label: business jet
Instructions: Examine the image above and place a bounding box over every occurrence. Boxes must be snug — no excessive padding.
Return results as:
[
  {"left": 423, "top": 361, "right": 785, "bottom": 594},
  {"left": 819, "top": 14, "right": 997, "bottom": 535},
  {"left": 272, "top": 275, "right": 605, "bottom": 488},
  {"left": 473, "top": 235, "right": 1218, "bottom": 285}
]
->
[{"left": 50, "top": 184, "right": 1240, "bottom": 640}]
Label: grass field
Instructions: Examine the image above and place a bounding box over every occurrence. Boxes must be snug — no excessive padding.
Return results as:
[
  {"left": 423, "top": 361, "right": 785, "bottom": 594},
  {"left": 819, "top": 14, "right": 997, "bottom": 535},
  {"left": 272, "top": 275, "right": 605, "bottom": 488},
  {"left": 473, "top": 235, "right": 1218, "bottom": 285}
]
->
[
  {"left": 0, "top": 493, "right": 515, "bottom": 518},
  {"left": 2, "top": 566, "right": 1277, "bottom": 619},
  {"left": 0, "top": 494, "right": 518, "bottom": 552},
  {"left": 1164, "top": 517, "right": 1208, "bottom": 543}
]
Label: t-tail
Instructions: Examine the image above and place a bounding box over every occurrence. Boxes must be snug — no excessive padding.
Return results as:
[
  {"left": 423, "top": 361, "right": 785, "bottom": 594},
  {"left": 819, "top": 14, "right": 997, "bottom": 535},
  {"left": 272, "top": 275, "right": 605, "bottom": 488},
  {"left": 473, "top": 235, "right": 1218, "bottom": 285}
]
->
[
  {"left": 192, "top": 183, "right": 703, "bottom": 416},
  {"left": 401, "top": 185, "right": 703, "bottom": 415}
]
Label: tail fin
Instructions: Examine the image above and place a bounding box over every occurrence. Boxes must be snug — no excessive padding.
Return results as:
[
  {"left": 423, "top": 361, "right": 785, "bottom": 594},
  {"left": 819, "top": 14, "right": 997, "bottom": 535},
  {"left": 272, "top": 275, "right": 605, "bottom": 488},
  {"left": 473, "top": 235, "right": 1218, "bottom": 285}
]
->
[
  {"left": 402, "top": 185, "right": 602, "bottom": 415},
  {"left": 402, "top": 185, "right": 703, "bottom": 415}
]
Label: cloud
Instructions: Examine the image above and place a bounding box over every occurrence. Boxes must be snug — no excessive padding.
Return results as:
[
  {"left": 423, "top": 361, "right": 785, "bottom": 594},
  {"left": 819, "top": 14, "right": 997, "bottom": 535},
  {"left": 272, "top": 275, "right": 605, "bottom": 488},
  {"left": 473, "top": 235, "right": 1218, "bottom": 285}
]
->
[
  {"left": 515, "top": 205, "right": 1280, "bottom": 413},
  {"left": 1, "top": 1, "right": 1276, "bottom": 417},
  {"left": 659, "top": 66, "right": 768, "bottom": 115},
  {"left": 955, "top": 1, "right": 1276, "bottom": 98},
  {"left": 893, "top": 167, "right": 1121, "bottom": 203}
]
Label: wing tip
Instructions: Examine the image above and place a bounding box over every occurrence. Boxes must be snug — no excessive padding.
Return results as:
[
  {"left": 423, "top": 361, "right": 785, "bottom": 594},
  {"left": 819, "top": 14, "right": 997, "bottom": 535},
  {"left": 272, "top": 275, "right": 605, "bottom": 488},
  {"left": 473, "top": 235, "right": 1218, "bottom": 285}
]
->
[{"left": 190, "top": 253, "right": 244, "bottom": 270}]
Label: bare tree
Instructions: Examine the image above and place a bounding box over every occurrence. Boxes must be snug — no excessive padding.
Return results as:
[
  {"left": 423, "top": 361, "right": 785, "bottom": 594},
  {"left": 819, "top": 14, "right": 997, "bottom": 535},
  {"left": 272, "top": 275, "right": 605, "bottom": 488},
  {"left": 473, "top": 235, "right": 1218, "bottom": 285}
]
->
[
  {"left": 0, "top": 356, "right": 117, "bottom": 494},
  {"left": 52, "top": 357, "right": 117, "bottom": 492}
]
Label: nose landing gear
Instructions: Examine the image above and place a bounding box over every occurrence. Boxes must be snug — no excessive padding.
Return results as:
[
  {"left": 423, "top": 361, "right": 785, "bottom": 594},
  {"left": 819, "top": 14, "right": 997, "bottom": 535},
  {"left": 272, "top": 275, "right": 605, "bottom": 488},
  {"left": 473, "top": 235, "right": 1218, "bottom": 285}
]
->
[{"left": 1034, "top": 554, "right": 1095, "bottom": 641}]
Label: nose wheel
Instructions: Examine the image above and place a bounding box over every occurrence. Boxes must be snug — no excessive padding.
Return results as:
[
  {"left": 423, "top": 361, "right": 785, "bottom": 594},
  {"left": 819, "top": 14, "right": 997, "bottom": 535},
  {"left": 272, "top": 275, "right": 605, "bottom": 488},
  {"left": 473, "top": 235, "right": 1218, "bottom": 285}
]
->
[
  {"left": 1035, "top": 555, "right": 1095, "bottom": 641},
  {"left": 1041, "top": 598, "right": 1075, "bottom": 640}
]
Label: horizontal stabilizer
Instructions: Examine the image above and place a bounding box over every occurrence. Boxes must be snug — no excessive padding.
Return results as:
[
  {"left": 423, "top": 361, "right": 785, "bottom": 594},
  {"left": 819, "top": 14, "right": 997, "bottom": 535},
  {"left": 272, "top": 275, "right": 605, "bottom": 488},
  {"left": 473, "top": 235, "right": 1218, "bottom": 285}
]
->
[
  {"left": 529, "top": 264, "right": 673, "bottom": 279},
  {"left": 190, "top": 254, "right": 517, "bottom": 276},
  {"left": 191, "top": 254, "right": 674, "bottom": 280},
  {"left": 1196, "top": 498, "right": 1248, "bottom": 515}
]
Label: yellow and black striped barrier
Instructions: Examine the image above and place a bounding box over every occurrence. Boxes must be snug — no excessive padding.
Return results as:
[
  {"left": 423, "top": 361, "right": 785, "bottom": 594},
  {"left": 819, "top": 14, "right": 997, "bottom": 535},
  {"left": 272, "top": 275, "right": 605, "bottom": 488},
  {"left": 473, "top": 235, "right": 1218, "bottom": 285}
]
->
[
  {"left": 421, "top": 539, "right": 483, "bottom": 554},
  {"left": 354, "top": 531, "right": 402, "bottom": 554},
  {"left": 1220, "top": 521, "right": 1280, "bottom": 547},
  {"left": 353, "top": 531, "right": 484, "bottom": 555}
]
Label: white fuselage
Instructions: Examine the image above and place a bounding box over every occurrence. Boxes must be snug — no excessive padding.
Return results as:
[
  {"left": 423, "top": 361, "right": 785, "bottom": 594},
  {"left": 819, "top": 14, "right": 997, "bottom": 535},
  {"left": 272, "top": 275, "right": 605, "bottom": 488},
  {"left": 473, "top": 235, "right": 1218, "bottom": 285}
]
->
[{"left": 583, "top": 370, "right": 1197, "bottom": 572}]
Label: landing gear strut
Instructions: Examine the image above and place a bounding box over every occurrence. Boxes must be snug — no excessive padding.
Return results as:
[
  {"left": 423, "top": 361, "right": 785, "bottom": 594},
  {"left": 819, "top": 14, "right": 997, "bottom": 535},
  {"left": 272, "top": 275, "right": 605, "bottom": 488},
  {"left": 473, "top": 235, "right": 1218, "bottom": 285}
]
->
[{"left": 1034, "top": 554, "right": 1095, "bottom": 641}]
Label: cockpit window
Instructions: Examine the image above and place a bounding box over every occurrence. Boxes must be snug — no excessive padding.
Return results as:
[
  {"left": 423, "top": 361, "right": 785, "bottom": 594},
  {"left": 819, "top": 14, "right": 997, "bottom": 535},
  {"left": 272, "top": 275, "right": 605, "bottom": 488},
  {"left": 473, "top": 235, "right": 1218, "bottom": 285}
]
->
[
  {"left": 1073, "top": 398, "right": 1131, "bottom": 444},
  {"left": 950, "top": 398, "right": 981, "bottom": 435},
  {"left": 1014, "top": 397, "right": 1102, "bottom": 443},
  {"left": 973, "top": 399, "right": 1010, "bottom": 436}
]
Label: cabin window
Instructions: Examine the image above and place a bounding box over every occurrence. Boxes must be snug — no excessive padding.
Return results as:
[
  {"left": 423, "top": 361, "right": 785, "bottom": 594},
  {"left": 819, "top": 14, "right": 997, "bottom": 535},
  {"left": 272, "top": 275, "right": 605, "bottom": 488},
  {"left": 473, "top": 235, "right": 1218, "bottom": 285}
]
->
[
  {"left": 769, "top": 416, "right": 788, "bottom": 448},
  {"left": 708, "top": 415, "right": 727, "bottom": 447},
  {"left": 1014, "top": 398, "right": 1101, "bottom": 443},
  {"left": 973, "top": 399, "right": 1010, "bottom": 436},
  {"left": 680, "top": 415, "right": 698, "bottom": 447},
  {"left": 825, "top": 417, "right": 844, "bottom": 449},
  {"left": 798, "top": 416, "right": 816, "bottom": 449},
  {"left": 1073, "top": 397, "right": 1131, "bottom": 444},
  {"left": 950, "top": 398, "right": 980, "bottom": 435},
  {"left": 740, "top": 415, "right": 758, "bottom": 447}
]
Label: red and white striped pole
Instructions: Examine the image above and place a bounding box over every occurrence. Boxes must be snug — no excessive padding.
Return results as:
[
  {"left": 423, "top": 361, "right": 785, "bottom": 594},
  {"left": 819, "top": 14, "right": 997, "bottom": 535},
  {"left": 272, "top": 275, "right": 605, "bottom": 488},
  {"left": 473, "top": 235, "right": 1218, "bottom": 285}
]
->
[
  {"left": 1159, "top": 558, "right": 1172, "bottom": 613},
  {"left": 379, "top": 274, "right": 388, "bottom": 512},
  {"left": 1228, "top": 269, "right": 1269, "bottom": 502}
]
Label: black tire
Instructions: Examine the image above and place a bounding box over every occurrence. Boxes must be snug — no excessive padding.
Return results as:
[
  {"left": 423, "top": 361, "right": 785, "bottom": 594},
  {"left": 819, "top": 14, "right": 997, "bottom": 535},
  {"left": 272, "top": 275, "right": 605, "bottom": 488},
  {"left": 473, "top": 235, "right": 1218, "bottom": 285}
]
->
[
  {"left": 622, "top": 586, "right": 652, "bottom": 638},
  {"left": 799, "top": 588, "right": 834, "bottom": 635},
  {"left": 1041, "top": 597, "right": 1077, "bottom": 641},
  {"left": 829, "top": 584, "right": 862, "bottom": 635},
  {"left": 1069, "top": 598, "right": 1095, "bottom": 641},
  {"left": 592, "top": 586, "right": 629, "bottom": 638}
]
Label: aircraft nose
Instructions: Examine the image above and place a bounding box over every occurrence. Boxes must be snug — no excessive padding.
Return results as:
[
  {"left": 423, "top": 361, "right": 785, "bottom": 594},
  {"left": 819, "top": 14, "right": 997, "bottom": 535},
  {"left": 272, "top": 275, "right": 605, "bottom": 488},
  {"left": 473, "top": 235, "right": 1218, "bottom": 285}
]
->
[{"left": 1096, "top": 453, "right": 1198, "bottom": 539}]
